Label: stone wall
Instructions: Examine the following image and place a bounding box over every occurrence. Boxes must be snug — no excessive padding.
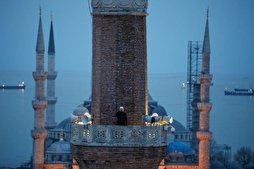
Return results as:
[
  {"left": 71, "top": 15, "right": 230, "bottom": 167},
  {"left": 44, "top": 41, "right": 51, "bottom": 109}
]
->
[
  {"left": 72, "top": 145, "right": 166, "bottom": 169},
  {"left": 91, "top": 15, "right": 147, "bottom": 125}
]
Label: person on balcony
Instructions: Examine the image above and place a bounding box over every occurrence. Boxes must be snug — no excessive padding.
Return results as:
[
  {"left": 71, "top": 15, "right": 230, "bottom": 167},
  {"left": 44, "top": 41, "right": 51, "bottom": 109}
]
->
[{"left": 116, "top": 106, "right": 127, "bottom": 125}]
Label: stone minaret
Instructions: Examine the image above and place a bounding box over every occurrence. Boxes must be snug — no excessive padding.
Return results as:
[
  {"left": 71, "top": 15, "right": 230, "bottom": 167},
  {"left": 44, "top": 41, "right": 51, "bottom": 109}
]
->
[
  {"left": 71, "top": 1, "right": 167, "bottom": 168},
  {"left": 197, "top": 10, "right": 213, "bottom": 169},
  {"left": 31, "top": 8, "right": 47, "bottom": 169},
  {"left": 91, "top": 0, "right": 148, "bottom": 125},
  {"left": 46, "top": 17, "right": 57, "bottom": 129}
]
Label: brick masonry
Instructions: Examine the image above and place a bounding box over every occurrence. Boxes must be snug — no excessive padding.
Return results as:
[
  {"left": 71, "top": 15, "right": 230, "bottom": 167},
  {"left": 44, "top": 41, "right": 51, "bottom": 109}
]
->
[
  {"left": 91, "top": 15, "right": 147, "bottom": 125},
  {"left": 72, "top": 145, "right": 166, "bottom": 169}
]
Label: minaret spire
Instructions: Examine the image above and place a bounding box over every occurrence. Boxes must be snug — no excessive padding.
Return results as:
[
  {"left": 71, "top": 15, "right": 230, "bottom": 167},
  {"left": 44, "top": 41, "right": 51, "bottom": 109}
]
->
[
  {"left": 207, "top": 8, "right": 209, "bottom": 19},
  {"left": 48, "top": 13, "right": 55, "bottom": 54},
  {"left": 197, "top": 9, "right": 213, "bottom": 169},
  {"left": 202, "top": 8, "right": 211, "bottom": 74},
  {"left": 36, "top": 6, "right": 45, "bottom": 54},
  {"left": 46, "top": 13, "right": 57, "bottom": 129},
  {"left": 32, "top": 8, "right": 47, "bottom": 169}
]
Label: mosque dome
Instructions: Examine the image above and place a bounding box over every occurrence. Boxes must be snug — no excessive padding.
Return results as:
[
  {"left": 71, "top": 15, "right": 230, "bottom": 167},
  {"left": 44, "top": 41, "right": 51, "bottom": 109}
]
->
[
  {"left": 147, "top": 93, "right": 169, "bottom": 117},
  {"left": 47, "top": 139, "right": 71, "bottom": 154},
  {"left": 55, "top": 117, "right": 71, "bottom": 131},
  {"left": 171, "top": 120, "right": 186, "bottom": 132},
  {"left": 167, "top": 141, "right": 193, "bottom": 156},
  {"left": 45, "top": 136, "right": 72, "bottom": 164},
  {"left": 151, "top": 105, "right": 167, "bottom": 116}
]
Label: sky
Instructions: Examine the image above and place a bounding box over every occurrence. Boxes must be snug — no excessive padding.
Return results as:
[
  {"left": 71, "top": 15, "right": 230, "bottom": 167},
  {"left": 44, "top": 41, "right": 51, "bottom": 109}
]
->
[{"left": 0, "top": 0, "right": 254, "bottom": 76}]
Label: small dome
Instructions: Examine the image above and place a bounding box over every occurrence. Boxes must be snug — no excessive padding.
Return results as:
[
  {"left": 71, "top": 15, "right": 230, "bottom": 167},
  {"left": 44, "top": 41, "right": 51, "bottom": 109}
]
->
[
  {"left": 171, "top": 120, "right": 186, "bottom": 132},
  {"left": 72, "top": 105, "right": 89, "bottom": 117},
  {"left": 151, "top": 105, "right": 167, "bottom": 116},
  {"left": 167, "top": 141, "right": 193, "bottom": 156},
  {"left": 47, "top": 139, "right": 71, "bottom": 154}
]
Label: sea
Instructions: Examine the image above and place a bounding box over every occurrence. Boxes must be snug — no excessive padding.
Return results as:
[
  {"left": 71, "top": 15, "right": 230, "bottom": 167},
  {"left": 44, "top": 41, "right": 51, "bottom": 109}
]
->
[{"left": 0, "top": 71, "right": 254, "bottom": 167}]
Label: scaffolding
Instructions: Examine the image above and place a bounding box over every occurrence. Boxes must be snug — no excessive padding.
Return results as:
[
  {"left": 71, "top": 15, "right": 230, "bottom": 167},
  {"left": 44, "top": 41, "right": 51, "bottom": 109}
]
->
[{"left": 186, "top": 41, "right": 202, "bottom": 131}]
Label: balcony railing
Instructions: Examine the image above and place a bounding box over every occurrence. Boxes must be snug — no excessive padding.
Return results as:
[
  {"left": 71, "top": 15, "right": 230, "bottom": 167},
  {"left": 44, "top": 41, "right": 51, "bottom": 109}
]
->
[{"left": 71, "top": 124, "right": 168, "bottom": 147}]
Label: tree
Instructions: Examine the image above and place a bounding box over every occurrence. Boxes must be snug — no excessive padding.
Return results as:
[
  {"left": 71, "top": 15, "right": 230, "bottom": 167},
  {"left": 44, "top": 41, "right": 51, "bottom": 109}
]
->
[
  {"left": 210, "top": 142, "right": 231, "bottom": 169},
  {"left": 234, "top": 146, "right": 253, "bottom": 169}
]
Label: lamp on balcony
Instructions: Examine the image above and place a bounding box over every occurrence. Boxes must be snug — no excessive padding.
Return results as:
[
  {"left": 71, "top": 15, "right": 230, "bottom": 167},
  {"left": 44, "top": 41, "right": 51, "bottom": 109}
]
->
[
  {"left": 143, "top": 114, "right": 174, "bottom": 126},
  {"left": 71, "top": 105, "right": 91, "bottom": 125}
]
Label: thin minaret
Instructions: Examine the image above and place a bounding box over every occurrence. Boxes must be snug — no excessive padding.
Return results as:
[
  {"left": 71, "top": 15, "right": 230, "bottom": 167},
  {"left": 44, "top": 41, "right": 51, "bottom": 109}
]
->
[
  {"left": 46, "top": 14, "right": 57, "bottom": 129},
  {"left": 31, "top": 8, "right": 47, "bottom": 169},
  {"left": 197, "top": 9, "right": 213, "bottom": 169}
]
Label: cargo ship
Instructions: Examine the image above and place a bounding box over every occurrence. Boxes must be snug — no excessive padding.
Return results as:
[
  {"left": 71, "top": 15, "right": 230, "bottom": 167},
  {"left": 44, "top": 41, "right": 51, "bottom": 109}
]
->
[
  {"left": 224, "top": 88, "right": 253, "bottom": 96},
  {"left": 0, "top": 82, "right": 25, "bottom": 90}
]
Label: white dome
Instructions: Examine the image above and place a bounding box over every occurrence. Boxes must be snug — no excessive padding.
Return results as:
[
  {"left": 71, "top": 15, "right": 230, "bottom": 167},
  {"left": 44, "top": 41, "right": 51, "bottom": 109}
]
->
[{"left": 72, "top": 105, "right": 89, "bottom": 117}]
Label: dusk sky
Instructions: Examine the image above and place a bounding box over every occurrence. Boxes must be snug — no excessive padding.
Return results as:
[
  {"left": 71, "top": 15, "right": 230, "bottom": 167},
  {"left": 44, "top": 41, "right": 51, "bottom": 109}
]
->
[{"left": 1, "top": 0, "right": 254, "bottom": 76}]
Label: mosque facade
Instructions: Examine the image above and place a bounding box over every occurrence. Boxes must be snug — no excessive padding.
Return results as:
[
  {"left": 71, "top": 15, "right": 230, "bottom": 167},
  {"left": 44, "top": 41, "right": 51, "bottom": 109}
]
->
[{"left": 32, "top": 0, "right": 212, "bottom": 169}]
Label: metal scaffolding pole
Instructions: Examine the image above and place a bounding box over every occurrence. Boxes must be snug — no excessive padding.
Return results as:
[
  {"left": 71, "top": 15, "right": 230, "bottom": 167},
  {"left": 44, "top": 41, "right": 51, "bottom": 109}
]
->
[{"left": 186, "top": 41, "right": 202, "bottom": 131}]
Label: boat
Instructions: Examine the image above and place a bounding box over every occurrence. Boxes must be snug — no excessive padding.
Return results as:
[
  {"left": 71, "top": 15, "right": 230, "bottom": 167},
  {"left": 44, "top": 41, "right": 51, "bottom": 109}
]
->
[
  {"left": 224, "top": 88, "right": 253, "bottom": 96},
  {"left": 0, "top": 82, "right": 26, "bottom": 90},
  {"left": 234, "top": 88, "right": 250, "bottom": 92}
]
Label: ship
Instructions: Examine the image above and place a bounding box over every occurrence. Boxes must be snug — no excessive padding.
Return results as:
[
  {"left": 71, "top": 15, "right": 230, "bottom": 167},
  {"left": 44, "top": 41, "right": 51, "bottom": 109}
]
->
[
  {"left": 0, "top": 82, "right": 26, "bottom": 90},
  {"left": 224, "top": 88, "right": 253, "bottom": 96}
]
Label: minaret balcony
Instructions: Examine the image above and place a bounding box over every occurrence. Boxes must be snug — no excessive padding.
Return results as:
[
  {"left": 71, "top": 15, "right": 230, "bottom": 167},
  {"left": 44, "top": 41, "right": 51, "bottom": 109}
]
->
[
  {"left": 71, "top": 124, "right": 168, "bottom": 147},
  {"left": 47, "top": 96, "right": 57, "bottom": 104},
  {"left": 196, "top": 131, "right": 212, "bottom": 141},
  {"left": 47, "top": 72, "right": 57, "bottom": 80},
  {"left": 45, "top": 122, "right": 57, "bottom": 129},
  {"left": 31, "top": 128, "right": 47, "bottom": 139},
  {"left": 33, "top": 72, "right": 47, "bottom": 81},
  {"left": 32, "top": 99, "right": 47, "bottom": 109},
  {"left": 197, "top": 102, "right": 212, "bottom": 113},
  {"left": 199, "top": 74, "right": 213, "bottom": 85}
]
